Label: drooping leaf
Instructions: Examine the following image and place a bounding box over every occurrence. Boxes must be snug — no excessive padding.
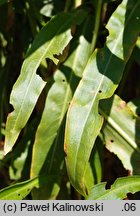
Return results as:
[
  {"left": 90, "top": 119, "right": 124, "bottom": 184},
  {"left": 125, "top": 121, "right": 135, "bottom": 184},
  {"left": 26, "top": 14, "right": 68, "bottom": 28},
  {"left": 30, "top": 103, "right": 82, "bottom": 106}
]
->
[
  {"left": 4, "top": 8, "right": 87, "bottom": 154},
  {"left": 30, "top": 70, "right": 72, "bottom": 178},
  {"left": 100, "top": 95, "right": 140, "bottom": 174},
  {"left": 87, "top": 176, "right": 140, "bottom": 200},
  {"left": 65, "top": 0, "right": 140, "bottom": 196},
  {"left": 30, "top": 17, "right": 94, "bottom": 199},
  {"left": 31, "top": 15, "right": 95, "bottom": 178},
  {"left": 30, "top": 71, "right": 71, "bottom": 199}
]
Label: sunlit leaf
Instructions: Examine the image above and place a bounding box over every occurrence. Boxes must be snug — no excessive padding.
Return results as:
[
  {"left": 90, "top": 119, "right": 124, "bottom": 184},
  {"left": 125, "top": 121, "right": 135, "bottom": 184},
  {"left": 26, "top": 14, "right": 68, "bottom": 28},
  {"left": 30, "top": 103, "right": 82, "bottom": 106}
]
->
[
  {"left": 65, "top": 0, "right": 140, "bottom": 196},
  {"left": 30, "top": 17, "right": 93, "bottom": 199},
  {"left": 4, "top": 8, "right": 87, "bottom": 154},
  {"left": 87, "top": 176, "right": 140, "bottom": 200}
]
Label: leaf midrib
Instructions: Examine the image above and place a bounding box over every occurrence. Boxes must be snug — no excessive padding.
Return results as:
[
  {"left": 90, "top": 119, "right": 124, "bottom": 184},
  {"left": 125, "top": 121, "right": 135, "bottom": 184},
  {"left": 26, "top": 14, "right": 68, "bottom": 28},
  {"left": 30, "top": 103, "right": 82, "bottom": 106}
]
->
[{"left": 10, "top": 12, "right": 80, "bottom": 139}]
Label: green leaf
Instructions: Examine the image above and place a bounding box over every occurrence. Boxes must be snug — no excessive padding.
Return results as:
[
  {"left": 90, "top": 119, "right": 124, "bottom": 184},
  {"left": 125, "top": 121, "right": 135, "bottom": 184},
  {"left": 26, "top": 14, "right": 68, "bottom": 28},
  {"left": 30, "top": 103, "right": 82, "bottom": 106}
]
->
[
  {"left": 65, "top": 0, "right": 140, "bottom": 196},
  {"left": 100, "top": 95, "right": 140, "bottom": 174},
  {"left": 4, "top": 8, "right": 87, "bottom": 154},
  {"left": 30, "top": 17, "right": 93, "bottom": 199},
  {"left": 9, "top": 119, "right": 37, "bottom": 180},
  {"left": 0, "top": 175, "right": 58, "bottom": 200},
  {"left": 65, "top": 16, "right": 95, "bottom": 77},
  {"left": 30, "top": 70, "right": 72, "bottom": 178},
  {"left": 9, "top": 142, "right": 30, "bottom": 180},
  {"left": 30, "top": 71, "right": 71, "bottom": 199},
  {"left": 127, "top": 97, "right": 140, "bottom": 117},
  {"left": 84, "top": 137, "right": 103, "bottom": 191},
  {"left": 87, "top": 176, "right": 140, "bottom": 200},
  {"left": 0, "top": 178, "right": 38, "bottom": 200},
  {"left": 32, "top": 182, "right": 60, "bottom": 200},
  {"left": 0, "top": 176, "right": 37, "bottom": 200}
]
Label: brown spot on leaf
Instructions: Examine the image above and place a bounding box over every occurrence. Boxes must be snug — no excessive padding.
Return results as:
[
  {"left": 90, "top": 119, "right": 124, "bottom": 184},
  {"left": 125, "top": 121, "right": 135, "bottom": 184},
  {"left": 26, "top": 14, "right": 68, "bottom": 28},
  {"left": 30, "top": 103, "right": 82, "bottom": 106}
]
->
[{"left": 118, "top": 101, "right": 126, "bottom": 109}]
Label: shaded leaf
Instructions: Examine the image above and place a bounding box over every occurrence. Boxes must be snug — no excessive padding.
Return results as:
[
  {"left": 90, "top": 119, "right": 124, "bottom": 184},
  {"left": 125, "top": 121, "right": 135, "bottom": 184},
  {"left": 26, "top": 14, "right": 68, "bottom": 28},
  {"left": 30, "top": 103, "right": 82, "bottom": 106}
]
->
[
  {"left": 4, "top": 8, "right": 87, "bottom": 154},
  {"left": 84, "top": 137, "right": 103, "bottom": 191},
  {"left": 9, "top": 142, "right": 30, "bottom": 180},
  {"left": 65, "top": 0, "right": 140, "bottom": 196},
  {"left": 31, "top": 15, "right": 95, "bottom": 178},
  {"left": 87, "top": 176, "right": 140, "bottom": 200},
  {"left": 30, "top": 70, "right": 72, "bottom": 178},
  {"left": 30, "top": 17, "right": 94, "bottom": 199},
  {"left": 31, "top": 178, "right": 60, "bottom": 200},
  {"left": 65, "top": 16, "right": 95, "bottom": 77}
]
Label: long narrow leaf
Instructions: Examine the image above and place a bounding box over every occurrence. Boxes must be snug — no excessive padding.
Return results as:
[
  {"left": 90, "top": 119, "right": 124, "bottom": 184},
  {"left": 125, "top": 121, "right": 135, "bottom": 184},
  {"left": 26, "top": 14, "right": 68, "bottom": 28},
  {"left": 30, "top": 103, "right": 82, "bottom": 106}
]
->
[
  {"left": 30, "top": 17, "right": 94, "bottom": 199},
  {"left": 4, "top": 8, "right": 87, "bottom": 154},
  {"left": 31, "top": 70, "right": 72, "bottom": 178},
  {"left": 31, "top": 16, "right": 94, "bottom": 178},
  {"left": 65, "top": 0, "right": 140, "bottom": 196}
]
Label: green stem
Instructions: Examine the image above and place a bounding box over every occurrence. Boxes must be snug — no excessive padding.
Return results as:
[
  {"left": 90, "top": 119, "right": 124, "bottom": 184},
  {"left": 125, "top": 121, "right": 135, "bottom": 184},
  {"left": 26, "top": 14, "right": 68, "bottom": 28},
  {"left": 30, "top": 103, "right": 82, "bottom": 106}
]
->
[{"left": 91, "top": 0, "right": 103, "bottom": 52}]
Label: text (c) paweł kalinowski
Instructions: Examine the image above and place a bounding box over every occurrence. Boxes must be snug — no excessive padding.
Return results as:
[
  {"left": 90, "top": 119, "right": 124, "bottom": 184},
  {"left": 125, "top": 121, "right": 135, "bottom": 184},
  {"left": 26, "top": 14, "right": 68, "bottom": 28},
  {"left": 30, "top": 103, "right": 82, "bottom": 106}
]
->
[{"left": 20, "top": 202, "right": 103, "bottom": 212}]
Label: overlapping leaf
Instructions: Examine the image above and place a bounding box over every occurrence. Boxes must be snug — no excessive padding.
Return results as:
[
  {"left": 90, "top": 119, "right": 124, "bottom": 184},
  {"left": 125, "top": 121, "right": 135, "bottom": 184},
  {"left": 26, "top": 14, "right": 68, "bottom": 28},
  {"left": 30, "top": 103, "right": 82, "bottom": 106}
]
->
[
  {"left": 30, "top": 17, "right": 94, "bottom": 199},
  {"left": 100, "top": 95, "right": 140, "bottom": 174},
  {"left": 87, "top": 176, "right": 140, "bottom": 200},
  {"left": 65, "top": 0, "right": 140, "bottom": 196},
  {"left": 4, "top": 8, "right": 87, "bottom": 154},
  {"left": 30, "top": 70, "right": 72, "bottom": 199}
]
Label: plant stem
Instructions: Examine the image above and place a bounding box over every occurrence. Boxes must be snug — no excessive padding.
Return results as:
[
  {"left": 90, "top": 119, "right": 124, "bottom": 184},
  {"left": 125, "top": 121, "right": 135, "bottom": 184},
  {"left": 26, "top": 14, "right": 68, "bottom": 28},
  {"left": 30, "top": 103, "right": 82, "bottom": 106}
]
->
[{"left": 91, "top": 0, "right": 103, "bottom": 52}]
